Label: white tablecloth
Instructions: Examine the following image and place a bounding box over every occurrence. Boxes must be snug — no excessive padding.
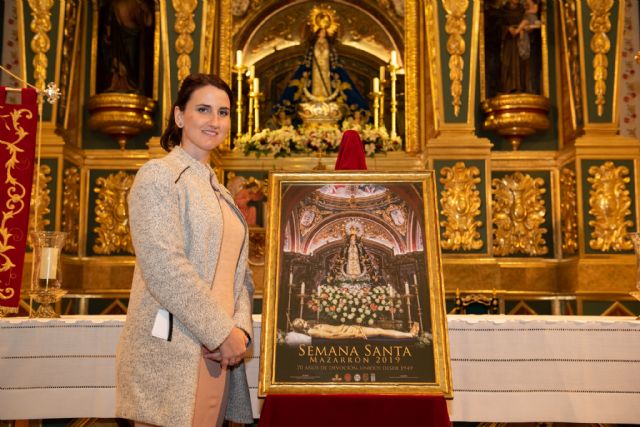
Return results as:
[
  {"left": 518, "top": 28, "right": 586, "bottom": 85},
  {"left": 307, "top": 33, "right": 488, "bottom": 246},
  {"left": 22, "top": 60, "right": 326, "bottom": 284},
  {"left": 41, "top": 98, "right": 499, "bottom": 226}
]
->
[{"left": 1, "top": 315, "right": 639, "bottom": 422}]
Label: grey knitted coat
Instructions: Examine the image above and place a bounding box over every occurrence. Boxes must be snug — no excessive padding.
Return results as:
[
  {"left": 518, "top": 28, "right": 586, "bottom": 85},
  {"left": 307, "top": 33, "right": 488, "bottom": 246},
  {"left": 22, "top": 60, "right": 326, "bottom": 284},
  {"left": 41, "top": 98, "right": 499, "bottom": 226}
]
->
[{"left": 115, "top": 146, "right": 254, "bottom": 426}]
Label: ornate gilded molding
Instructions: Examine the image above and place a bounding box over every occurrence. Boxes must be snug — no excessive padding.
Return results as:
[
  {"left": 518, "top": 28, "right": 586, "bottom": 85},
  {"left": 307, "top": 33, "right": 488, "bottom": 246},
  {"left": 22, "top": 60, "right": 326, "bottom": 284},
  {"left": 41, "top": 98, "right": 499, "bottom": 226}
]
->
[
  {"left": 27, "top": 0, "right": 55, "bottom": 90},
  {"left": 561, "top": 0, "right": 583, "bottom": 125},
  {"left": 62, "top": 167, "right": 80, "bottom": 253},
  {"left": 28, "top": 165, "right": 52, "bottom": 248},
  {"left": 560, "top": 168, "right": 578, "bottom": 255},
  {"left": 586, "top": 0, "right": 614, "bottom": 117},
  {"left": 424, "top": 0, "right": 441, "bottom": 133},
  {"left": 492, "top": 172, "right": 548, "bottom": 256},
  {"left": 200, "top": 0, "right": 216, "bottom": 74},
  {"left": 172, "top": 0, "right": 198, "bottom": 85},
  {"left": 405, "top": 0, "right": 420, "bottom": 152},
  {"left": 93, "top": 171, "right": 135, "bottom": 255},
  {"left": 442, "top": 0, "right": 468, "bottom": 117},
  {"left": 439, "top": 162, "right": 483, "bottom": 251},
  {"left": 587, "top": 162, "right": 633, "bottom": 252},
  {"left": 58, "top": 0, "right": 79, "bottom": 126}
]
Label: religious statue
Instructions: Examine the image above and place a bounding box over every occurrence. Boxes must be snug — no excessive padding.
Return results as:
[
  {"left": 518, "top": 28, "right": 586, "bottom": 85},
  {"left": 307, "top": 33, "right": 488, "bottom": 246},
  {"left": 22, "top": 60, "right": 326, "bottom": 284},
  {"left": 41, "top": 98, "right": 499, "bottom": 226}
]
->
[
  {"left": 484, "top": 0, "right": 542, "bottom": 97},
  {"left": 272, "top": 4, "right": 370, "bottom": 127},
  {"left": 287, "top": 318, "right": 419, "bottom": 342},
  {"left": 321, "top": 225, "right": 386, "bottom": 289},
  {"left": 97, "top": 0, "right": 154, "bottom": 95},
  {"left": 343, "top": 227, "right": 367, "bottom": 278}
]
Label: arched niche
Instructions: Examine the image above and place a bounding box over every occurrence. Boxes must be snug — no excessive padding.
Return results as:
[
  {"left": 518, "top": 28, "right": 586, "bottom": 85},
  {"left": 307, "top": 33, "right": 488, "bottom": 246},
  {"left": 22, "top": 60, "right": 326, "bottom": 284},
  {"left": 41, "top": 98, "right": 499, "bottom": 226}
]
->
[{"left": 218, "top": 0, "right": 427, "bottom": 153}]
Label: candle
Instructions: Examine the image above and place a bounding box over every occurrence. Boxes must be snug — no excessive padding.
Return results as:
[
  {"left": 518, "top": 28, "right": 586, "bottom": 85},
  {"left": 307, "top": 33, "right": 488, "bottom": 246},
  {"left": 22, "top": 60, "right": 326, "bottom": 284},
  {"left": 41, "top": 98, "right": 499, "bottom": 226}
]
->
[
  {"left": 236, "top": 50, "right": 243, "bottom": 67},
  {"left": 404, "top": 281, "right": 410, "bottom": 295},
  {"left": 387, "top": 284, "right": 393, "bottom": 296},
  {"left": 379, "top": 65, "right": 385, "bottom": 82},
  {"left": 301, "top": 282, "right": 305, "bottom": 295},
  {"left": 413, "top": 273, "right": 418, "bottom": 286},
  {"left": 289, "top": 269, "right": 293, "bottom": 286},
  {"left": 39, "top": 247, "right": 59, "bottom": 280},
  {"left": 253, "top": 78, "right": 260, "bottom": 130},
  {"left": 390, "top": 50, "right": 397, "bottom": 66},
  {"left": 373, "top": 77, "right": 380, "bottom": 93},
  {"left": 248, "top": 65, "right": 255, "bottom": 81}
]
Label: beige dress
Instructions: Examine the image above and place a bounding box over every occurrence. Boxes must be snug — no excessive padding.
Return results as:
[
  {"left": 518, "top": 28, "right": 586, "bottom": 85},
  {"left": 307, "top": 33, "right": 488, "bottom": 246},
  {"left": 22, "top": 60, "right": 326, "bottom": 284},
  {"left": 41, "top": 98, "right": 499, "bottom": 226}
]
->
[
  {"left": 192, "top": 190, "right": 244, "bottom": 427},
  {"left": 136, "top": 189, "right": 243, "bottom": 427}
]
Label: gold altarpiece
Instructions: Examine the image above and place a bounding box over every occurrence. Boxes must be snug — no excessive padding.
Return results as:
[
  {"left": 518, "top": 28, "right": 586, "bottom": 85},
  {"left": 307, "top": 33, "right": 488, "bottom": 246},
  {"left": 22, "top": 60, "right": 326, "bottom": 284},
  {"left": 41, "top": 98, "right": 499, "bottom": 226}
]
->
[{"left": 4, "top": 0, "right": 640, "bottom": 317}]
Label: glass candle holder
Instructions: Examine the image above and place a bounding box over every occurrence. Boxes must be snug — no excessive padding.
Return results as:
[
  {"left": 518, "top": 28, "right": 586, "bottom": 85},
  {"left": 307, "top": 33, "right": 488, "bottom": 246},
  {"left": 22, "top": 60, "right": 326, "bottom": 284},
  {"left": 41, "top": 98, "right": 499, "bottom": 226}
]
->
[{"left": 29, "top": 231, "right": 67, "bottom": 318}]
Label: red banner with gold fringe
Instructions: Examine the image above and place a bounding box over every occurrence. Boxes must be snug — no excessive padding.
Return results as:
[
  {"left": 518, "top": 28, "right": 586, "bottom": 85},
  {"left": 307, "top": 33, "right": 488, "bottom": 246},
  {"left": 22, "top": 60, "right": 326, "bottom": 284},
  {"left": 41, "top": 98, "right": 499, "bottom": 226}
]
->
[{"left": 0, "top": 87, "right": 38, "bottom": 310}]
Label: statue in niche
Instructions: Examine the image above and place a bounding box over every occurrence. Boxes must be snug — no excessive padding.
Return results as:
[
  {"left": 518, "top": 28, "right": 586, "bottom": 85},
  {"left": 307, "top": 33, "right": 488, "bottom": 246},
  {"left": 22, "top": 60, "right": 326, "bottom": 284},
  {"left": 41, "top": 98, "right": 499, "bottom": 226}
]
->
[
  {"left": 97, "top": 0, "right": 154, "bottom": 95},
  {"left": 484, "top": 0, "right": 542, "bottom": 97},
  {"left": 322, "top": 225, "right": 385, "bottom": 289},
  {"left": 271, "top": 4, "right": 370, "bottom": 127}
]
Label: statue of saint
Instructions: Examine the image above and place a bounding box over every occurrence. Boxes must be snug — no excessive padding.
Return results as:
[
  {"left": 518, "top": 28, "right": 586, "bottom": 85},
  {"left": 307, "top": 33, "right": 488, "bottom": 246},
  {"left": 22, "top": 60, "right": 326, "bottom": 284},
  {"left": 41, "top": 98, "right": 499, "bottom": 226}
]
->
[
  {"left": 343, "top": 227, "right": 366, "bottom": 278},
  {"left": 97, "top": 0, "right": 154, "bottom": 95},
  {"left": 272, "top": 5, "right": 370, "bottom": 127},
  {"left": 484, "top": 0, "right": 542, "bottom": 97},
  {"left": 290, "top": 318, "right": 419, "bottom": 341}
]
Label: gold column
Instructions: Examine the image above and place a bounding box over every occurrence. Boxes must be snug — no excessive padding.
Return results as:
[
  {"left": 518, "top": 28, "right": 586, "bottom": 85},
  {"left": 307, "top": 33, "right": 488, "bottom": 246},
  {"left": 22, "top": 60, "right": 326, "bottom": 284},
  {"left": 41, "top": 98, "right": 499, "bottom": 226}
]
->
[
  {"left": 585, "top": 0, "right": 614, "bottom": 117},
  {"left": 442, "top": 0, "right": 469, "bottom": 117},
  {"left": 172, "top": 0, "right": 197, "bottom": 86},
  {"left": 27, "top": 0, "right": 54, "bottom": 90}
]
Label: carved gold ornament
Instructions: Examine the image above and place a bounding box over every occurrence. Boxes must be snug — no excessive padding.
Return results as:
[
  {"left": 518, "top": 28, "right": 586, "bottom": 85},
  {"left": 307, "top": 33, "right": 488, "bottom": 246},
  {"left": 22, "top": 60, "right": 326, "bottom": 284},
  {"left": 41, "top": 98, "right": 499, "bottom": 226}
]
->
[
  {"left": 0, "top": 107, "right": 33, "bottom": 297},
  {"left": 172, "top": 0, "right": 198, "bottom": 85},
  {"left": 28, "top": 164, "right": 52, "bottom": 248},
  {"left": 62, "top": 167, "right": 80, "bottom": 253},
  {"left": 308, "top": 4, "right": 339, "bottom": 36},
  {"left": 492, "top": 172, "right": 548, "bottom": 256},
  {"left": 442, "top": 0, "right": 468, "bottom": 117},
  {"left": 560, "top": 168, "right": 578, "bottom": 255},
  {"left": 587, "top": 161, "right": 633, "bottom": 252},
  {"left": 482, "top": 94, "right": 551, "bottom": 150},
  {"left": 248, "top": 229, "right": 265, "bottom": 266},
  {"left": 93, "top": 171, "right": 135, "bottom": 255},
  {"left": 27, "top": 0, "right": 55, "bottom": 90},
  {"left": 586, "top": 0, "right": 614, "bottom": 117},
  {"left": 439, "top": 162, "right": 483, "bottom": 251}
]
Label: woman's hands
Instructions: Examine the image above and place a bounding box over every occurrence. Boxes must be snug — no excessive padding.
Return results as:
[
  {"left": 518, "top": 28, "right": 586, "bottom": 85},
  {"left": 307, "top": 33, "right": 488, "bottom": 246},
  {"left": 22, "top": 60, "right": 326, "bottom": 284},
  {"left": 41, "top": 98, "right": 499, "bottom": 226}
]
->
[{"left": 203, "top": 327, "right": 248, "bottom": 369}]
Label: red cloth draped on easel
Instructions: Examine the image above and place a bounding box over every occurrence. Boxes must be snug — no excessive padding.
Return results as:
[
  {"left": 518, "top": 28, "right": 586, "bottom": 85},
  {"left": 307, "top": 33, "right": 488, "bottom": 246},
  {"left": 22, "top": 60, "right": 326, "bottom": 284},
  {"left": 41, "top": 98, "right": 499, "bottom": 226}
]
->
[
  {"left": 335, "top": 129, "right": 367, "bottom": 171},
  {"left": 0, "top": 88, "right": 39, "bottom": 311}
]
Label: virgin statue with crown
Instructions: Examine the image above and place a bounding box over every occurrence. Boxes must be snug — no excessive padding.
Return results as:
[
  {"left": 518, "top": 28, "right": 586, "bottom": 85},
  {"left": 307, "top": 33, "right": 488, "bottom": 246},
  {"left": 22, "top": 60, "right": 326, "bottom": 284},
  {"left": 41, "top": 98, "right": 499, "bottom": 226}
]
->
[{"left": 272, "top": 4, "right": 370, "bottom": 128}]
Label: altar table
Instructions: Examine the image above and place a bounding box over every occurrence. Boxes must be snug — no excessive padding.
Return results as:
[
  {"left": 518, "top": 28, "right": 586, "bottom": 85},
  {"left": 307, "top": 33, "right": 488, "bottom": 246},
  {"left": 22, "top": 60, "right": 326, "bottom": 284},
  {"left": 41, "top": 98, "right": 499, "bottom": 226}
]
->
[{"left": 1, "top": 315, "right": 639, "bottom": 423}]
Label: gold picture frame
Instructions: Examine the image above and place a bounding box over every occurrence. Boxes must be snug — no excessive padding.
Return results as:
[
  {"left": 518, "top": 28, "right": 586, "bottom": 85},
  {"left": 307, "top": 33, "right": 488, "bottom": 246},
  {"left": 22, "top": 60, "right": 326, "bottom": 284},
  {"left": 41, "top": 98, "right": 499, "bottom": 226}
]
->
[{"left": 259, "top": 171, "right": 452, "bottom": 396}]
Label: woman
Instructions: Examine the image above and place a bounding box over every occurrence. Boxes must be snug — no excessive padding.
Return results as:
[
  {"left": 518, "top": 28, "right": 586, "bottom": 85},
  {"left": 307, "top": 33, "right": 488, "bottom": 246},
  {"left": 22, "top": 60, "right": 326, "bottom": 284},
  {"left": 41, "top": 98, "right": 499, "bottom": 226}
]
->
[{"left": 115, "top": 74, "right": 254, "bottom": 426}]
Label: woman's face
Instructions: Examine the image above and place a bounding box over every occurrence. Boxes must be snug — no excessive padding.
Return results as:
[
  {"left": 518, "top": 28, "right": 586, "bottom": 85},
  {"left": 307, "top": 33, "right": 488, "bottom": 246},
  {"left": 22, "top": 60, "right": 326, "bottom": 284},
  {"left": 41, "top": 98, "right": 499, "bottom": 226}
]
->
[{"left": 175, "top": 84, "right": 231, "bottom": 163}]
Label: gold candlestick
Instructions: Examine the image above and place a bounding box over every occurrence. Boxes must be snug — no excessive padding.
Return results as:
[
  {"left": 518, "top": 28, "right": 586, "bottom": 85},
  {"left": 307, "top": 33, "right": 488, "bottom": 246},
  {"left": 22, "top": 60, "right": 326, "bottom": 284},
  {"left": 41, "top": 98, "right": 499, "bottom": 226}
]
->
[
  {"left": 379, "top": 66, "right": 386, "bottom": 129},
  {"left": 253, "top": 78, "right": 261, "bottom": 132},
  {"left": 388, "top": 50, "right": 399, "bottom": 138},
  {"left": 372, "top": 77, "right": 381, "bottom": 129},
  {"left": 247, "top": 80, "right": 254, "bottom": 137},
  {"left": 233, "top": 55, "right": 247, "bottom": 139}
]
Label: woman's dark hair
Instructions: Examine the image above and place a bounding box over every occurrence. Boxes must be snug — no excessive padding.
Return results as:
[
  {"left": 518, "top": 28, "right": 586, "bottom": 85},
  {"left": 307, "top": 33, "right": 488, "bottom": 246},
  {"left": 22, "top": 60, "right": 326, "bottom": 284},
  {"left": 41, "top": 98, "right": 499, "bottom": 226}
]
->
[{"left": 159, "top": 73, "right": 234, "bottom": 152}]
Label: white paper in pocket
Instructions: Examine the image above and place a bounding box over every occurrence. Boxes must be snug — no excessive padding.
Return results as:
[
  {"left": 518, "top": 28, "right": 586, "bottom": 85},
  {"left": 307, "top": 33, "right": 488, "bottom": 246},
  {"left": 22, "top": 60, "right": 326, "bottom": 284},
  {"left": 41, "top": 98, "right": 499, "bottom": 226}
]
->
[{"left": 151, "top": 308, "right": 171, "bottom": 340}]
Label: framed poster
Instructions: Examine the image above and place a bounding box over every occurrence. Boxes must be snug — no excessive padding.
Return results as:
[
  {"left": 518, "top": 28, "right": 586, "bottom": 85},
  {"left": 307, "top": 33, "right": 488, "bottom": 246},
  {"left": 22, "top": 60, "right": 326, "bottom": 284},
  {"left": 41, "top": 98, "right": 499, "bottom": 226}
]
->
[{"left": 259, "top": 171, "right": 452, "bottom": 396}]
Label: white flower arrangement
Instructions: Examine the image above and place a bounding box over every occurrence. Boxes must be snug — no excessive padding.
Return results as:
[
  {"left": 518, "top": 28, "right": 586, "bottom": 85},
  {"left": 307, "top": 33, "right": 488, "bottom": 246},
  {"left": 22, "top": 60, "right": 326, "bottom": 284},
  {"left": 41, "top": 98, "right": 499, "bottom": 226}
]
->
[
  {"left": 308, "top": 284, "right": 401, "bottom": 326},
  {"left": 233, "top": 121, "right": 402, "bottom": 158}
]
